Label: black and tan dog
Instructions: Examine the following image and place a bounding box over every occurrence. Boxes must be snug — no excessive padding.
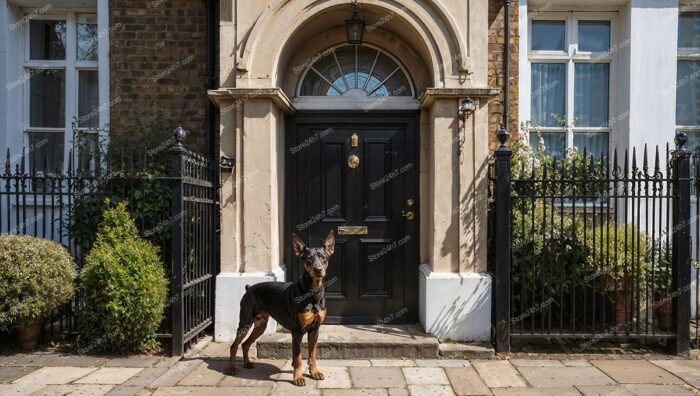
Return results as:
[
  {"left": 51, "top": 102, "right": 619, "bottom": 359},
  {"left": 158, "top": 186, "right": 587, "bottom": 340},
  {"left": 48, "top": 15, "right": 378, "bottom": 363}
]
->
[{"left": 228, "top": 231, "right": 335, "bottom": 386}]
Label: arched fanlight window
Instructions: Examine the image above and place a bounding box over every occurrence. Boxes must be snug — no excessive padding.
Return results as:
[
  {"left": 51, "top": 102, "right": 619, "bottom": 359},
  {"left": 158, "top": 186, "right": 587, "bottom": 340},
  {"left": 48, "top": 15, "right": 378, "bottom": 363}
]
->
[{"left": 299, "top": 44, "right": 414, "bottom": 97}]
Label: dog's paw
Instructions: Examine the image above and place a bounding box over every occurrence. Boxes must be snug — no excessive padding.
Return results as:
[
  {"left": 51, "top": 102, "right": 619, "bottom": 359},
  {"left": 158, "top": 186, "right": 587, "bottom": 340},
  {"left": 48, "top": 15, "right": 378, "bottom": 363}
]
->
[
  {"left": 293, "top": 375, "right": 306, "bottom": 386},
  {"left": 244, "top": 361, "right": 254, "bottom": 369},
  {"left": 310, "top": 370, "right": 325, "bottom": 380},
  {"left": 227, "top": 365, "right": 238, "bottom": 375}
]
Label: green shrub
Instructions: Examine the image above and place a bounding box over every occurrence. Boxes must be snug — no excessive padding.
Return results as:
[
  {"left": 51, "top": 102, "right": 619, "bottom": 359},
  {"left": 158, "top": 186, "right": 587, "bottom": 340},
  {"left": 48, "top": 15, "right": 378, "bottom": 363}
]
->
[
  {"left": 583, "top": 223, "right": 650, "bottom": 293},
  {"left": 0, "top": 235, "right": 76, "bottom": 331},
  {"left": 79, "top": 201, "right": 168, "bottom": 353}
]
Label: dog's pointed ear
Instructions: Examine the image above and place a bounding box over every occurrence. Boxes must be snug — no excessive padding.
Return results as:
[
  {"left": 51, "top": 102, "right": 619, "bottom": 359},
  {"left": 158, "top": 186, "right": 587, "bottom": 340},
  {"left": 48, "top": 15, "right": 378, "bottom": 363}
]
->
[
  {"left": 324, "top": 230, "right": 335, "bottom": 256},
  {"left": 291, "top": 234, "right": 307, "bottom": 257}
]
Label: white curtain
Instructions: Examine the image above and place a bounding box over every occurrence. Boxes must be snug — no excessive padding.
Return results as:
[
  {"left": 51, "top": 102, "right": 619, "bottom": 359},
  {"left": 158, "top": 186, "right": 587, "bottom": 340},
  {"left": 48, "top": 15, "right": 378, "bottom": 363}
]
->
[
  {"left": 531, "top": 63, "right": 566, "bottom": 127},
  {"left": 574, "top": 63, "right": 610, "bottom": 127}
]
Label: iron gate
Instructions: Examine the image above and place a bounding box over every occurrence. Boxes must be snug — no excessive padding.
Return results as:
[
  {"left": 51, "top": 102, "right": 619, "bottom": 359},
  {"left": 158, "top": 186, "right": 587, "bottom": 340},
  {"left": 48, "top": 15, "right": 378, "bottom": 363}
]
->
[
  {"left": 170, "top": 130, "right": 219, "bottom": 355},
  {"left": 489, "top": 134, "right": 694, "bottom": 355}
]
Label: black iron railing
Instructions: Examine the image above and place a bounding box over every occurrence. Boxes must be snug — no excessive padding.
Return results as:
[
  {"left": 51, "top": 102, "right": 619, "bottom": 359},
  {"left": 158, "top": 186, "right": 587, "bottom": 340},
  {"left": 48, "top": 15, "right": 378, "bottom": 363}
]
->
[
  {"left": 0, "top": 128, "right": 218, "bottom": 355},
  {"left": 489, "top": 134, "right": 696, "bottom": 355}
]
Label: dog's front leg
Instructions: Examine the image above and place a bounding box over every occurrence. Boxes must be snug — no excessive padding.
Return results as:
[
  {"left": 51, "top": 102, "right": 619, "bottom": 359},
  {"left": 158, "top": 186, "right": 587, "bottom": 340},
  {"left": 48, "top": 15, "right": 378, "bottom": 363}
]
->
[
  {"left": 307, "top": 329, "right": 324, "bottom": 380},
  {"left": 291, "top": 331, "right": 306, "bottom": 386}
]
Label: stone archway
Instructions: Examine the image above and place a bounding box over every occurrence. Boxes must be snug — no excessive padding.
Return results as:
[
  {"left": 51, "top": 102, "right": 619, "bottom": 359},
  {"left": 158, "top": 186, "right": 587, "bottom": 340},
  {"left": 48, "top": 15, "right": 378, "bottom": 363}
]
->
[{"left": 211, "top": 0, "right": 500, "bottom": 343}]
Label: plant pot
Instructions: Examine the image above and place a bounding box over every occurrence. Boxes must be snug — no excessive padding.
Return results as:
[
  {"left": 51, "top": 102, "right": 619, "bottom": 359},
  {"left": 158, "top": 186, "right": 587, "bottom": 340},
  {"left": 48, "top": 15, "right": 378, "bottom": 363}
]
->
[
  {"left": 16, "top": 320, "right": 43, "bottom": 351},
  {"left": 611, "top": 288, "right": 633, "bottom": 326},
  {"left": 655, "top": 300, "right": 672, "bottom": 331}
]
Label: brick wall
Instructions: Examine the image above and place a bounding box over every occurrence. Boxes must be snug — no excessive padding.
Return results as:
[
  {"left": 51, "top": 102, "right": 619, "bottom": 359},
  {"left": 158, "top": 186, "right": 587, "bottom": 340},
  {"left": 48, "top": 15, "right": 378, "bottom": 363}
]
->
[
  {"left": 109, "top": 0, "right": 209, "bottom": 151},
  {"left": 488, "top": 0, "right": 520, "bottom": 152}
]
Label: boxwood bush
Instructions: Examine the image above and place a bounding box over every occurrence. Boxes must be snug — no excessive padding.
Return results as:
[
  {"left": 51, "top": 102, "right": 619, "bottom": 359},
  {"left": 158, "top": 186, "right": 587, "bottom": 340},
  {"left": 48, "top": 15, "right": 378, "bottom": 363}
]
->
[
  {"left": 0, "top": 235, "right": 76, "bottom": 331},
  {"left": 78, "top": 201, "right": 168, "bottom": 353}
]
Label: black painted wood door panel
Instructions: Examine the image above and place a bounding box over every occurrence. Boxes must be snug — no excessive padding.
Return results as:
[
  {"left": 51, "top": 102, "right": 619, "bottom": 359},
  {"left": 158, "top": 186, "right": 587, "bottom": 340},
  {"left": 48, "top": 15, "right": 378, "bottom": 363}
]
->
[{"left": 286, "top": 113, "right": 419, "bottom": 324}]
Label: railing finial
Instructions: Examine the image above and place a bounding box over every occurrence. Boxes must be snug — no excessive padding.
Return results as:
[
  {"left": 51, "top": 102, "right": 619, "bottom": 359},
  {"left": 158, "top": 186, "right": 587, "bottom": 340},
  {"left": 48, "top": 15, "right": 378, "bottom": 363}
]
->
[{"left": 173, "top": 125, "right": 188, "bottom": 144}]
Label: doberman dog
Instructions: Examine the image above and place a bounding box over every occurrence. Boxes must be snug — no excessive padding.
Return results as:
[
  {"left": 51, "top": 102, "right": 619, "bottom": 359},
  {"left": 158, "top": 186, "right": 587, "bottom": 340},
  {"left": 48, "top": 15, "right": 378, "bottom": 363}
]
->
[{"left": 228, "top": 230, "right": 335, "bottom": 386}]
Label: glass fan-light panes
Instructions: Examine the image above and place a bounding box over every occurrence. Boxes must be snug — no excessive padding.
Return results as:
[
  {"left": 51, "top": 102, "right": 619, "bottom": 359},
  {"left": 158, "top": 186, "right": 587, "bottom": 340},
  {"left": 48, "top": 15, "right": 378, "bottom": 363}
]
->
[{"left": 300, "top": 44, "right": 412, "bottom": 97}]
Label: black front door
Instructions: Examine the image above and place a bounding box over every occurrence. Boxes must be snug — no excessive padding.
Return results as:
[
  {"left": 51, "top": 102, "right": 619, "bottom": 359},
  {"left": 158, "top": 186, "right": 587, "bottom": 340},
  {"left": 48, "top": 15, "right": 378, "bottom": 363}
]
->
[{"left": 286, "top": 112, "right": 419, "bottom": 324}]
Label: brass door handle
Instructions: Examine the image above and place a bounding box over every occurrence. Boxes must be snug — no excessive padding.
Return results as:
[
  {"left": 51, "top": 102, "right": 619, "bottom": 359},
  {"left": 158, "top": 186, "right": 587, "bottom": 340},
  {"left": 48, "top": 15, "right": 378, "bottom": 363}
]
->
[{"left": 401, "top": 211, "right": 415, "bottom": 221}]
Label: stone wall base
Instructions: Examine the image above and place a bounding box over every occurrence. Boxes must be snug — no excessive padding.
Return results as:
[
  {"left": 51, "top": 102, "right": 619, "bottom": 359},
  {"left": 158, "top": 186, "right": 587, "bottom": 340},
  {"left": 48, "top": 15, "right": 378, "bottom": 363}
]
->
[
  {"left": 214, "top": 268, "right": 285, "bottom": 342},
  {"left": 419, "top": 264, "right": 492, "bottom": 342}
]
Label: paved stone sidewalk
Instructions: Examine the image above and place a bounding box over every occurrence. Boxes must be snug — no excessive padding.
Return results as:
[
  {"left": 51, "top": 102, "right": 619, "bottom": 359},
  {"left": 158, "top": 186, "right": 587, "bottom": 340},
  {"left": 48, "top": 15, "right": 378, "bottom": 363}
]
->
[{"left": 1, "top": 343, "right": 699, "bottom": 395}]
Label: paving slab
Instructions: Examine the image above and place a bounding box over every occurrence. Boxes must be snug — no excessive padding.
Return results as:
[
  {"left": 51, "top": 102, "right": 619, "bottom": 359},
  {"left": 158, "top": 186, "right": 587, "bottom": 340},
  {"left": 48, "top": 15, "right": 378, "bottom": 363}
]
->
[
  {"left": 120, "top": 368, "right": 169, "bottom": 387},
  {"left": 590, "top": 360, "right": 683, "bottom": 384},
  {"left": 490, "top": 387, "right": 581, "bottom": 396},
  {"left": 270, "top": 372, "right": 320, "bottom": 395},
  {"left": 370, "top": 360, "right": 415, "bottom": 367},
  {"left": 315, "top": 366, "right": 352, "bottom": 389},
  {"left": 517, "top": 367, "right": 615, "bottom": 387},
  {"left": 218, "top": 359, "right": 284, "bottom": 387},
  {"left": 0, "top": 383, "right": 46, "bottom": 395},
  {"left": 415, "top": 359, "right": 470, "bottom": 368},
  {"left": 407, "top": 385, "right": 456, "bottom": 396},
  {"left": 0, "top": 366, "right": 39, "bottom": 383},
  {"left": 509, "top": 360, "right": 564, "bottom": 368},
  {"left": 147, "top": 360, "right": 201, "bottom": 388},
  {"left": 316, "top": 360, "right": 371, "bottom": 367},
  {"left": 106, "top": 385, "right": 150, "bottom": 396},
  {"left": 472, "top": 361, "right": 527, "bottom": 388},
  {"left": 575, "top": 385, "right": 635, "bottom": 396},
  {"left": 348, "top": 367, "right": 406, "bottom": 388},
  {"left": 102, "top": 357, "right": 161, "bottom": 368},
  {"left": 13, "top": 366, "right": 98, "bottom": 385},
  {"left": 152, "top": 386, "right": 265, "bottom": 395},
  {"left": 176, "top": 360, "right": 226, "bottom": 386},
  {"left": 321, "top": 389, "right": 389, "bottom": 396},
  {"left": 445, "top": 367, "right": 491, "bottom": 396},
  {"left": 623, "top": 384, "right": 697, "bottom": 396},
  {"left": 388, "top": 388, "right": 408, "bottom": 396},
  {"left": 75, "top": 368, "right": 144, "bottom": 385},
  {"left": 649, "top": 360, "right": 700, "bottom": 388},
  {"left": 50, "top": 355, "right": 107, "bottom": 368},
  {"left": 195, "top": 343, "right": 229, "bottom": 359},
  {"left": 1, "top": 354, "right": 59, "bottom": 367},
  {"left": 562, "top": 360, "right": 592, "bottom": 367},
  {"left": 30, "top": 384, "right": 115, "bottom": 395},
  {"left": 402, "top": 367, "right": 450, "bottom": 385}
]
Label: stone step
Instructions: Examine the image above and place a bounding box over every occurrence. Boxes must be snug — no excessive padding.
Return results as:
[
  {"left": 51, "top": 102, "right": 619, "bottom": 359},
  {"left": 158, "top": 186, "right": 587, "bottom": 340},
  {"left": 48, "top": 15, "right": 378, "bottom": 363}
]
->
[{"left": 256, "top": 325, "right": 440, "bottom": 359}]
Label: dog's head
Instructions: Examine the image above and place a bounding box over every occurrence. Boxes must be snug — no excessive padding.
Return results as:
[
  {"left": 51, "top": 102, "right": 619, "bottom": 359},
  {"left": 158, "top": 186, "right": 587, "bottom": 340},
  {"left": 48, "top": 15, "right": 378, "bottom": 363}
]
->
[{"left": 292, "top": 231, "right": 335, "bottom": 280}]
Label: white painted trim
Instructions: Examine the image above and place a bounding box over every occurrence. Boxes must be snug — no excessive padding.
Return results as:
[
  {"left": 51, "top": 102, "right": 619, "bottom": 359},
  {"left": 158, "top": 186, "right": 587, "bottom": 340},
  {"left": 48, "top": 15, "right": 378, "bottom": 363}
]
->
[
  {"left": 292, "top": 97, "right": 420, "bottom": 111},
  {"left": 97, "top": 0, "right": 109, "bottom": 143}
]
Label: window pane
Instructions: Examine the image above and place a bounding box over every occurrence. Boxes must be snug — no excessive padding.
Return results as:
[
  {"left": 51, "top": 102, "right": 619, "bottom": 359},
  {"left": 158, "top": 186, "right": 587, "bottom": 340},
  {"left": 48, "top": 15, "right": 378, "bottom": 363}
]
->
[
  {"left": 529, "top": 132, "right": 566, "bottom": 157},
  {"left": 677, "top": 61, "right": 700, "bottom": 126},
  {"left": 679, "top": 13, "right": 700, "bottom": 49},
  {"left": 77, "top": 15, "right": 98, "bottom": 61},
  {"left": 574, "top": 63, "right": 610, "bottom": 127},
  {"left": 78, "top": 70, "right": 100, "bottom": 128},
  {"left": 574, "top": 132, "right": 609, "bottom": 158},
  {"left": 531, "top": 21, "right": 565, "bottom": 51},
  {"left": 77, "top": 133, "right": 99, "bottom": 174},
  {"left": 578, "top": 21, "right": 610, "bottom": 52},
  {"left": 30, "top": 20, "right": 66, "bottom": 60},
  {"left": 28, "top": 133, "right": 64, "bottom": 173},
  {"left": 684, "top": 131, "right": 700, "bottom": 156},
  {"left": 531, "top": 63, "right": 566, "bottom": 127},
  {"left": 30, "top": 69, "right": 65, "bottom": 128}
]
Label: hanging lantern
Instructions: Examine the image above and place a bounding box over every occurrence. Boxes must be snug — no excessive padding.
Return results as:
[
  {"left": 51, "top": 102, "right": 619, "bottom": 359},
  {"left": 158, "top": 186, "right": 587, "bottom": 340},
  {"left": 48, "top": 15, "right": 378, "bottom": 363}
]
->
[{"left": 345, "top": 1, "right": 365, "bottom": 45}]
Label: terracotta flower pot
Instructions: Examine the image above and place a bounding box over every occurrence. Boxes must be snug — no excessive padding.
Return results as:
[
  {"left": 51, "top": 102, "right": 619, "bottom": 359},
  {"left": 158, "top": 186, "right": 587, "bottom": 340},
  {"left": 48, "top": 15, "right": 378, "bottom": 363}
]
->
[
  {"left": 655, "top": 300, "right": 672, "bottom": 331},
  {"left": 16, "top": 320, "right": 43, "bottom": 351}
]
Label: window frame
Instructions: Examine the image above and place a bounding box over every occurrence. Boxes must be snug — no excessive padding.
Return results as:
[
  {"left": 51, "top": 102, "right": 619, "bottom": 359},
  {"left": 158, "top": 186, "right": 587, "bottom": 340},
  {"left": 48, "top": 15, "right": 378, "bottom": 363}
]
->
[
  {"left": 677, "top": 9, "right": 700, "bottom": 142},
  {"left": 22, "top": 10, "right": 100, "bottom": 174},
  {"left": 527, "top": 11, "right": 617, "bottom": 158}
]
